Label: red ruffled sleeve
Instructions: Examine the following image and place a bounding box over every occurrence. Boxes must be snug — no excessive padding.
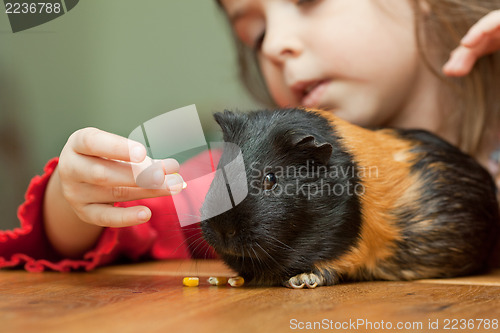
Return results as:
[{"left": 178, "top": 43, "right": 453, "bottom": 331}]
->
[{"left": 0, "top": 151, "right": 216, "bottom": 273}]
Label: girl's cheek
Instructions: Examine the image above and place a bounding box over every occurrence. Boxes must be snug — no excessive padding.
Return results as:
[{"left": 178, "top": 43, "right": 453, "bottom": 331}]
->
[
  {"left": 271, "top": 87, "right": 294, "bottom": 107},
  {"left": 259, "top": 60, "right": 294, "bottom": 106}
]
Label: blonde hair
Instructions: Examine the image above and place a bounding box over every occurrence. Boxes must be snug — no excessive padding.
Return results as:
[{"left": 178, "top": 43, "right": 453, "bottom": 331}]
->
[
  {"left": 219, "top": 0, "right": 500, "bottom": 157},
  {"left": 411, "top": 0, "right": 500, "bottom": 156}
]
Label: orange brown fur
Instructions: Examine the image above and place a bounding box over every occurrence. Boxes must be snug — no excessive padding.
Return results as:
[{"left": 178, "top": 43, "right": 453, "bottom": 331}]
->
[{"left": 311, "top": 109, "right": 420, "bottom": 281}]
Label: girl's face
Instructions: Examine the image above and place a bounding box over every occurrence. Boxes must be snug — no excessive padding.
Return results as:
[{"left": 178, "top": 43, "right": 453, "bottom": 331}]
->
[{"left": 221, "top": 0, "right": 441, "bottom": 129}]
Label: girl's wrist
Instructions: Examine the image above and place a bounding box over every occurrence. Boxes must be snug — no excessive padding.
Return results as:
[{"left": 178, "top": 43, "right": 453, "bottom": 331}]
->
[{"left": 43, "top": 166, "right": 104, "bottom": 258}]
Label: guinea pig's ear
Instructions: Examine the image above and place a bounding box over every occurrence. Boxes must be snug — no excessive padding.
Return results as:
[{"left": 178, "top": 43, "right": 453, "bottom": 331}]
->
[
  {"left": 213, "top": 110, "right": 243, "bottom": 139},
  {"left": 213, "top": 110, "right": 230, "bottom": 131},
  {"left": 292, "top": 135, "right": 333, "bottom": 165}
]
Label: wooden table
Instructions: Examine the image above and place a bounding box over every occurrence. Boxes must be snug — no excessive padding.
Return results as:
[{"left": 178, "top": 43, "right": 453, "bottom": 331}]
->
[{"left": 1, "top": 260, "right": 500, "bottom": 333}]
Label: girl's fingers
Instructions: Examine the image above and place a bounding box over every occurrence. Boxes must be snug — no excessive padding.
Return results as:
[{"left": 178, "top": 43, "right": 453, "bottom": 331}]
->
[
  {"left": 444, "top": 10, "right": 500, "bottom": 77},
  {"left": 66, "top": 154, "right": 141, "bottom": 187},
  {"left": 134, "top": 159, "right": 181, "bottom": 189},
  {"left": 60, "top": 148, "right": 180, "bottom": 188},
  {"left": 461, "top": 10, "right": 500, "bottom": 47},
  {"left": 69, "top": 127, "right": 146, "bottom": 163},
  {"left": 67, "top": 153, "right": 181, "bottom": 188},
  {"left": 66, "top": 128, "right": 182, "bottom": 188},
  {"left": 79, "top": 204, "right": 152, "bottom": 228},
  {"left": 442, "top": 46, "right": 478, "bottom": 77},
  {"left": 74, "top": 176, "right": 186, "bottom": 204}
]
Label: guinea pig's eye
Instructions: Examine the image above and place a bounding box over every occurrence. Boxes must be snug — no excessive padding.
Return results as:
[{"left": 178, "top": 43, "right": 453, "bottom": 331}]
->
[{"left": 263, "top": 173, "right": 277, "bottom": 190}]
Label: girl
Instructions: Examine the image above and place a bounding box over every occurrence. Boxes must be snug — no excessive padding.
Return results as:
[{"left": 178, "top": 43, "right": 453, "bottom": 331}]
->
[{"left": 1, "top": 0, "right": 499, "bottom": 272}]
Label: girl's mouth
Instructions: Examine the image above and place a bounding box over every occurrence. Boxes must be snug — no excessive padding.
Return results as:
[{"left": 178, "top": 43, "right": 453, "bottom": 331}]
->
[{"left": 293, "top": 79, "right": 331, "bottom": 108}]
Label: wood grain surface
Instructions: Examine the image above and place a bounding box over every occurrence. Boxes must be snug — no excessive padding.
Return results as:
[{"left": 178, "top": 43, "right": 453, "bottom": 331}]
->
[{"left": 1, "top": 260, "right": 499, "bottom": 333}]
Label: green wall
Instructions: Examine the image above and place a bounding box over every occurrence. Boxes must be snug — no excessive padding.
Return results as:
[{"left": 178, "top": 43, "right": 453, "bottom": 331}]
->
[{"left": 0, "top": 1, "right": 260, "bottom": 229}]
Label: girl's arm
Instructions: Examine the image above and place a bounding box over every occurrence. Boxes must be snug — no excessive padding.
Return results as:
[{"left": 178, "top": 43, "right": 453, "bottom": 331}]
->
[{"left": 42, "top": 127, "right": 185, "bottom": 258}]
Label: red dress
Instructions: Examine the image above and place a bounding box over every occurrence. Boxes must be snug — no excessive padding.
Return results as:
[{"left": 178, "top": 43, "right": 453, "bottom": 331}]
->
[{"left": 0, "top": 152, "right": 216, "bottom": 272}]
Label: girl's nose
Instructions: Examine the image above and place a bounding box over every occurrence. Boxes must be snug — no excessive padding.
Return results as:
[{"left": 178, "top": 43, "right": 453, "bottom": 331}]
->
[{"left": 260, "top": 15, "right": 303, "bottom": 64}]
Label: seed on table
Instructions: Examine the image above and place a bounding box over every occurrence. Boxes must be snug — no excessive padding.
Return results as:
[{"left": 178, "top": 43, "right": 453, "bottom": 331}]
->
[
  {"left": 228, "top": 276, "right": 244, "bottom": 287},
  {"left": 207, "top": 277, "right": 228, "bottom": 286},
  {"left": 183, "top": 277, "right": 199, "bottom": 287}
]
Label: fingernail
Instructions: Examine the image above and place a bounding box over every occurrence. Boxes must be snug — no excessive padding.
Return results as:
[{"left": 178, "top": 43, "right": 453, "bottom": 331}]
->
[
  {"left": 153, "top": 169, "right": 164, "bottom": 186},
  {"left": 131, "top": 145, "right": 145, "bottom": 162},
  {"left": 137, "top": 210, "right": 149, "bottom": 222},
  {"left": 175, "top": 173, "right": 188, "bottom": 189},
  {"left": 166, "top": 173, "right": 186, "bottom": 194}
]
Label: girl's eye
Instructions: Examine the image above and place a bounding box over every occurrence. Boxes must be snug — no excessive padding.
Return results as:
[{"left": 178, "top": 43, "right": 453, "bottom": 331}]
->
[
  {"left": 254, "top": 32, "right": 265, "bottom": 51},
  {"left": 263, "top": 173, "right": 278, "bottom": 190},
  {"left": 296, "top": 0, "right": 317, "bottom": 5}
]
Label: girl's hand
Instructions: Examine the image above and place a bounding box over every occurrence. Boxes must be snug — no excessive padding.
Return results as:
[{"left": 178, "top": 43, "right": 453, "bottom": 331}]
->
[
  {"left": 44, "top": 127, "right": 186, "bottom": 257},
  {"left": 443, "top": 10, "right": 500, "bottom": 77},
  {"left": 55, "top": 127, "right": 185, "bottom": 228}
]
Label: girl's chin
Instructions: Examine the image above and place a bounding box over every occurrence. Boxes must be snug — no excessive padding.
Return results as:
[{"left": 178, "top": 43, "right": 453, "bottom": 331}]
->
[{"left": 330, "top": 108, "right": 372, "bottom": 126}]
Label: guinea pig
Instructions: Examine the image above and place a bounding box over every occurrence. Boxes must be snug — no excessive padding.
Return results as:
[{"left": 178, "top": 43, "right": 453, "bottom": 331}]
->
[{"left": 199, "top": 108, "right": 499, "bottom": 288}]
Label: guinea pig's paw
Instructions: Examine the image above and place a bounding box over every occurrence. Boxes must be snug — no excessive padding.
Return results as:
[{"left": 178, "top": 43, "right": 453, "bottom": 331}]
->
[{"left": 284, "top": 273, "right": 321, "bottom": 289}]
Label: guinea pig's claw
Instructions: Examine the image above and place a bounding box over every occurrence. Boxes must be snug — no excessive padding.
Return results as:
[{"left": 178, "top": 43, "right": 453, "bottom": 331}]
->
[
  {"left": 284, "top": 273, "right": 320, "bottom": 289},
  {"left": 288, "top": 280, "right": 306, "bottom": 289},
  {"left": 306, "top": 280, "right": 318, "bottom": 289}
]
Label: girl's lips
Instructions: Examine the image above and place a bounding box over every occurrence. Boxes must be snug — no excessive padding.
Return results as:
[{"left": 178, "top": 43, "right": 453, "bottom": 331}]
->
[{"left": 300, "top": 80, "right": 330, "bottom": 108}]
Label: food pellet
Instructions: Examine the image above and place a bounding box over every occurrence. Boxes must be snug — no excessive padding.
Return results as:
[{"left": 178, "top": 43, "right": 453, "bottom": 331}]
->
[
  {"left": 228, "top": 276, "right": 245, "bottom": 287},
  {"left": 182, "top": 277, "right": 199, "bottom": 287},
  {"left": 173, "top": 173, "right": 188, "bottom": 189},
  {"left": 207, "top": 276, "right": 228, "bottom": 286}
]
